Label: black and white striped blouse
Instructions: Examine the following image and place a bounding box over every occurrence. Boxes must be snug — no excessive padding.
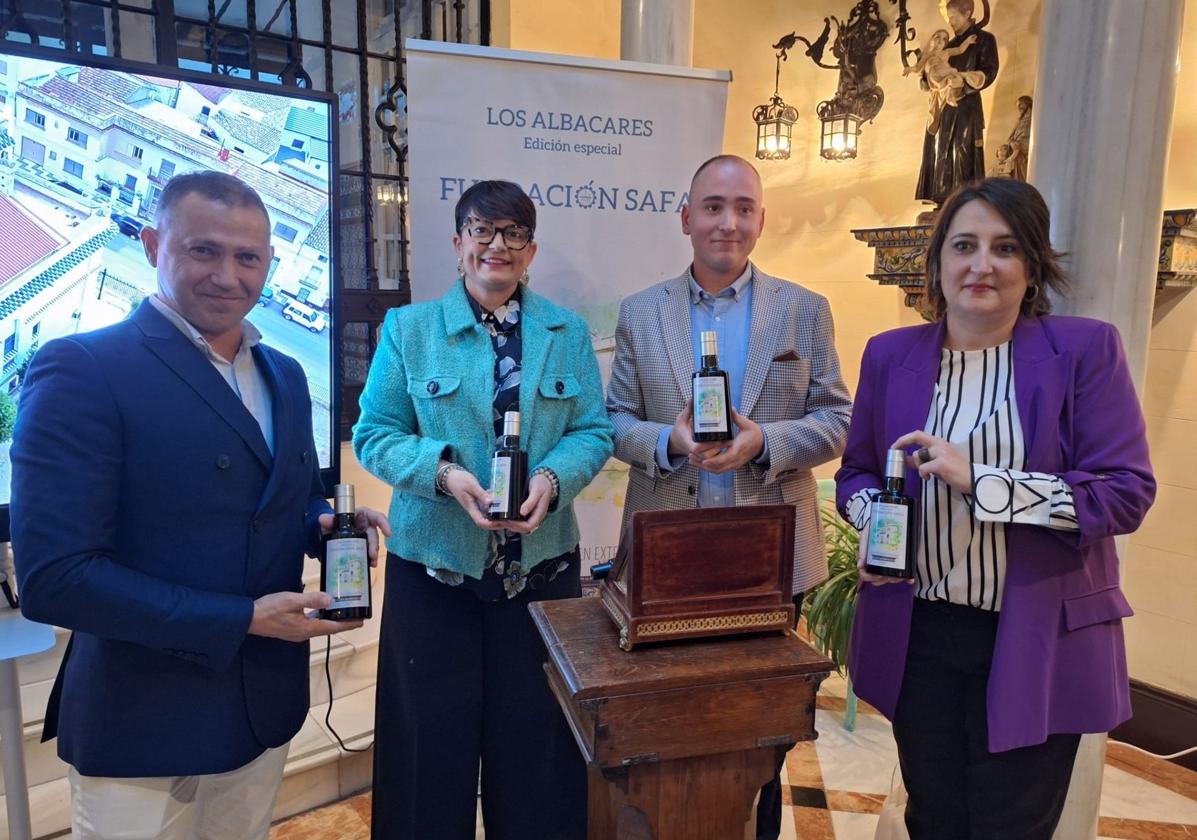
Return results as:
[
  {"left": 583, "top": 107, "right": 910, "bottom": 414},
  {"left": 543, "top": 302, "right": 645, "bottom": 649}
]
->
[{"left": 846, "top": 341, "right": 1079, "bottom": 611}]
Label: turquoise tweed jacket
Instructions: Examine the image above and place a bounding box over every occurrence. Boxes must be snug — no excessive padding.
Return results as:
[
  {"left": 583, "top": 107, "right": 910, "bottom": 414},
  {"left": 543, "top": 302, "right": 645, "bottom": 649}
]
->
[{"left": 353, "top": 280, "right": 614, "bottom": 578}]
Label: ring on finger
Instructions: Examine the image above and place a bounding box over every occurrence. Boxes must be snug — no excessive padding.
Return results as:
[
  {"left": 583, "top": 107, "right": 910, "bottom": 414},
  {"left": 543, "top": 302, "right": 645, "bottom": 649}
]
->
[{"left": 917, "top": 446, "right": 932, "bottom": 464}]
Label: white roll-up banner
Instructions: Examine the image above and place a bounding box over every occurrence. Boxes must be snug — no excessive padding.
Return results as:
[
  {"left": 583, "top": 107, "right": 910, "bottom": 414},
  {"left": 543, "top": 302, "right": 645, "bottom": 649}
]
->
[{"left": 406, "top": 39, "right": 730, "bottom": 570}]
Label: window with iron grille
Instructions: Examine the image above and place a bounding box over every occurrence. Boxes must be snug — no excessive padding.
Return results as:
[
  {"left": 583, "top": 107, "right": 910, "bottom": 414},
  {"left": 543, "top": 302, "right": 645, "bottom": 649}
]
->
[{"left": 0, "top": 0, "right": 488, "bottom": 441}]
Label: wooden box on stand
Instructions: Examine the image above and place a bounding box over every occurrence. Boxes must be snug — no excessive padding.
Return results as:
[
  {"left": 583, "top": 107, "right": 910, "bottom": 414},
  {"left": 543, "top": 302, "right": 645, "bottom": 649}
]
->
[{"left": 598, "top": 505, "right": 795, "bottom": 651}]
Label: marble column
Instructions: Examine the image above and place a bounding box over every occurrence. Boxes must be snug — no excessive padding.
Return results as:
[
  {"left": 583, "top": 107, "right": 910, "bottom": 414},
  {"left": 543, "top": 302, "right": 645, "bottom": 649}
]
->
[
  {"left": 620, "top": 0, "right": 694, "bottom": 66},
  {"left": 1030, "top": 0, "right": 1184, "bottom": 390},
  {"left": 1029, "top": 3, "right": 1184, "bottom": 838}
]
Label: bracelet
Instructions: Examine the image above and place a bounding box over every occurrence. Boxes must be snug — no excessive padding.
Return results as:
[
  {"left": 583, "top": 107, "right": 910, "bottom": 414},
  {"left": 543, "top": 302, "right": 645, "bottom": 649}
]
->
[
  {"left": 530, "top": 466, "right": 560, "bottom": 504},
  {"left": 435, "top": 462, "right": 465, "bottom": 495}
]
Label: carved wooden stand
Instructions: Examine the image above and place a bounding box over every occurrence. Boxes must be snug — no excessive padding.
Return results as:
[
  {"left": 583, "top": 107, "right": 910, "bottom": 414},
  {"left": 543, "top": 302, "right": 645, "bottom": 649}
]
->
[{"left": 531, "top": 597, "right": 833, "bottom": 840}]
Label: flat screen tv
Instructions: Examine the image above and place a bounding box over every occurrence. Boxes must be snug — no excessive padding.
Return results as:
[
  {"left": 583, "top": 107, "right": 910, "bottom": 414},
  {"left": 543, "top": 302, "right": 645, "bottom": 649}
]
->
[{"left": 0, "top": 46, "right": 340, "bottom": 540}]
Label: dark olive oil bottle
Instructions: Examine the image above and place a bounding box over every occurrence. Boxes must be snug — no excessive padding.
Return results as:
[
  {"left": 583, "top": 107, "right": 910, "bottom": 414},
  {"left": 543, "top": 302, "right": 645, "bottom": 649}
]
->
[
  {"left": 692, "top": 331, "right": 732, "bottom": 443},
  {"left": 321, "top": 484, "right": 372, "bottom": 620},
  {"left": 864, "top": 449, "right": 917, "bottom": 579},
  {"left": 488, "top": 411, "right": 529, "bottom": 521}
]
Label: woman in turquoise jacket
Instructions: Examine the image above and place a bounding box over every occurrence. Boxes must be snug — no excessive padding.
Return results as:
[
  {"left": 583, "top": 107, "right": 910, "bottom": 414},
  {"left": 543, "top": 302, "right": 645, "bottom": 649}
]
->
[{"left": 354, "top": 180, "right": 613, "bottom": 840}]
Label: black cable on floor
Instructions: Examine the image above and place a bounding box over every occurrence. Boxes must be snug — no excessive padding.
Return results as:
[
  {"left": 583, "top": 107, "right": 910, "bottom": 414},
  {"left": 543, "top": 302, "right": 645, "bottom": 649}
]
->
[{"left": 324, "top": 635, "right": 372, "bottom": 753}]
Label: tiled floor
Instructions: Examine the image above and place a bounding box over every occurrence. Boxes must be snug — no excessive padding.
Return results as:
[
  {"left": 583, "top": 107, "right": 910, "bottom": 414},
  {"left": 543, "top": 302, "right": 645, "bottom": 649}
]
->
[{"left": 271, "top": 674, "right": 1197, "bottom": 840}]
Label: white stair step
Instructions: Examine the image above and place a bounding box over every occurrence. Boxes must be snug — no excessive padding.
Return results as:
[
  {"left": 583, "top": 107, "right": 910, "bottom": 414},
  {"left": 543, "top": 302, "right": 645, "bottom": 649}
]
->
[
  {"left": 0, "top": 719, "right": 67, "bottom": 797},
  {"left": 272, "top": 709, "right": 374, "bottom": 825},
  {"left": 0, "top": 705, "right": 378, "bottom": 838},
  {"left": 0, "top": 774, "right": 71, "bottom": 840}
]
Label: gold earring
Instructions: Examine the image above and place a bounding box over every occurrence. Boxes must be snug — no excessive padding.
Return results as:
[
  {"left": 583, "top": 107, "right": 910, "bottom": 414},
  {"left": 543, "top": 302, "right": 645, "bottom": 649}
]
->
[
  {"left": 1024, "top": 283, "right": 1040, "bottom": 302},
  {"left": 520, "top": 269, "right": 530, "bottom": 285}
]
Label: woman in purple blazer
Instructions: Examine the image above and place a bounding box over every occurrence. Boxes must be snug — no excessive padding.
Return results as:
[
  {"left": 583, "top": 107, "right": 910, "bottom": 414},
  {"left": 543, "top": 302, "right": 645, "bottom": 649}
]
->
[{"left": 836, "top": 178, "right": 1154, "bottom": 839}]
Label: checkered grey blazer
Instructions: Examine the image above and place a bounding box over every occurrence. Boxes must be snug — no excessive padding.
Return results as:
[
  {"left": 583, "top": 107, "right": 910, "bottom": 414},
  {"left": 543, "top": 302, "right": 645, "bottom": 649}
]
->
[{"left": 606, "top": 264, "right": 852, "bottom": 594}]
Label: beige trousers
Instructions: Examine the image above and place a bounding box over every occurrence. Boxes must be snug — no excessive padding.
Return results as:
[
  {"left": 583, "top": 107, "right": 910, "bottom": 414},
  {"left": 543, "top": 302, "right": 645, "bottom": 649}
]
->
[{"left": 68, "top": 745, "right": 289, "bottom": 840}]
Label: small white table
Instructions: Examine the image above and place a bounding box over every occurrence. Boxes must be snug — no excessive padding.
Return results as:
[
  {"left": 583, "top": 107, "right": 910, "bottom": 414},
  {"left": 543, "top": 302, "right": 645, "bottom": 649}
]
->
[{"left": 0, "top": 609, "right": 56, "bottom": 840}]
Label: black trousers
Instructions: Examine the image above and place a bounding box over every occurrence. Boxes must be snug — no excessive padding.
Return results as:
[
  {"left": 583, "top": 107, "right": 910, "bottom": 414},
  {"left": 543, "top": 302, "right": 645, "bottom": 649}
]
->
[
  {"left": 370, "top": 553, "right": 587, "bottom": 840},
  {"left": 893, "top": 598, "right": 1081, "bottom": 840},
  {"left": 755, "top": 592, "right": 804, "bottom": 840}
]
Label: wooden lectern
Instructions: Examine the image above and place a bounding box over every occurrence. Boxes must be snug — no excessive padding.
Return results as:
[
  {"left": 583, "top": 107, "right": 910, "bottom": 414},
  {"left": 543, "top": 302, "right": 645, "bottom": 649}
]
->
[{"left": 530, "top": 597, "right": 833, "bottom": 839}]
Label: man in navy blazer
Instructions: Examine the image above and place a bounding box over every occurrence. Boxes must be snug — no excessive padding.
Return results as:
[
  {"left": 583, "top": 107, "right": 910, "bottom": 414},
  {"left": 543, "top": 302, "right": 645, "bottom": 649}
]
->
[{"left": 11, "top": 172, "right": 386, "bottom": 840}]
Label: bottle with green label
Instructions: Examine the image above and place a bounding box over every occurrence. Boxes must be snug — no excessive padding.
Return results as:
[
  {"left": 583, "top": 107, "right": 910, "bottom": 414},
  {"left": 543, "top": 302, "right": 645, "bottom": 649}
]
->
[
  {"left": 865, "top": 449, "right": 916, "bottom": 579},
  {"left": 692, "top": 330, "right": 732, "bottom": 443},
  {"left": 489, "top": 411, "right": 529, "bottom": 521},
  {"left": 321, "top": 484, "right": 372, "bottom": 620}
]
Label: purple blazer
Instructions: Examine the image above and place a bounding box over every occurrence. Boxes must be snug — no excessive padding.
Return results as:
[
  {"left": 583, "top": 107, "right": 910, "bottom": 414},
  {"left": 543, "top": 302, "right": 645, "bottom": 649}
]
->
[{"left": 836, "top": 315, "right": 1155, "bottom": 753}]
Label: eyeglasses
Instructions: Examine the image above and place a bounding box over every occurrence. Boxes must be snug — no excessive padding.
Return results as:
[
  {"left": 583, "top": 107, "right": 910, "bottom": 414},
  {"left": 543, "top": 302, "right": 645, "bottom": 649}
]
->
[{"left": 462, "top": 217, "right": 534, "bottom": 251}]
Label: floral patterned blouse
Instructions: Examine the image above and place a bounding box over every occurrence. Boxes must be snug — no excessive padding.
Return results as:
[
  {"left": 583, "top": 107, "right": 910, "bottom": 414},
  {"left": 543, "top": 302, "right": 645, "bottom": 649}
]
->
[{"left": 429, "top": 286, "right": 569, "bottom": 600}]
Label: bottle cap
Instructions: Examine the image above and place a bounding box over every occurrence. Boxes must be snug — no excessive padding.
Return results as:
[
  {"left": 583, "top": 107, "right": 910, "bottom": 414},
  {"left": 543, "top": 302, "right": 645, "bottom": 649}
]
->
[
  {"left": 503, "top": 411, "right": 521, "bottom": 437},
  {"left": 333, "top": 483, "right": 355, "bottom": 514},
  {"left": 885, "top": 449, "right": 905, "bottom": 480},
  {"left": 700, "top": 331, "right": 718, "bottom": 357}
]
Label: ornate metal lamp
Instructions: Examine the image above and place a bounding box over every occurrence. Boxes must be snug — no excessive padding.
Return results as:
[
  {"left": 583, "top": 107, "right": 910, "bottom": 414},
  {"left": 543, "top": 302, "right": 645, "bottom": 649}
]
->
[
  {"left": 374, "top": 180, "right": 407, "bottom": 206},
  {"left": 753, "top": 53, "right": 799, "bottom": 160},
  {"left": 817, "top": 103, "right": 862, "bottom": 160},
  {"left": 763, "top": 0, "right": 918, "bottom": 161}
]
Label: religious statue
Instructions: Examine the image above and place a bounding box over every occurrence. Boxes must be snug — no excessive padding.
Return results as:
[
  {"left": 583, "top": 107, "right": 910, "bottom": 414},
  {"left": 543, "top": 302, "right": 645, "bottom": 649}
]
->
[
  {"left": 905, "top": 30, "right": 986, "bottom": 135},
  {"left": 913, "top": 0, "right": 999, "bottom": 207},
  {"left": 992, "top": 144, "right": 1014, "bottom": 177},
  {"left": 1007, "top": 94, "right": 1032, "bottom": 181}
]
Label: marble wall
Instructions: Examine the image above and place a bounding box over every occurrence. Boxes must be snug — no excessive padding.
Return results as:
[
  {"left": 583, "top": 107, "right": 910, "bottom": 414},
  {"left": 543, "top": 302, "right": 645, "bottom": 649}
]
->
[
  {"left": 1125, "top": 3, "right": 1197, "bottom": 701},
  {"left": 490, "top": 0, "right": 621, "bottom": 59}
]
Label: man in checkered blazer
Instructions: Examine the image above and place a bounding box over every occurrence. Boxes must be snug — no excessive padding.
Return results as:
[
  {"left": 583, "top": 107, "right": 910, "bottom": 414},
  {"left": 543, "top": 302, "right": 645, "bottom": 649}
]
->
[{"left": 605, "top": 154, "right": 851, "bottom": 840}]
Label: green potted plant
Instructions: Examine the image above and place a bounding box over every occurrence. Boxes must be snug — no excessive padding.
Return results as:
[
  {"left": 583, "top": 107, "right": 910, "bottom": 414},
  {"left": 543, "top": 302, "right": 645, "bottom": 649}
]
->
[{"left": 801, "top": 480, "right": 861, "bottom": 730}]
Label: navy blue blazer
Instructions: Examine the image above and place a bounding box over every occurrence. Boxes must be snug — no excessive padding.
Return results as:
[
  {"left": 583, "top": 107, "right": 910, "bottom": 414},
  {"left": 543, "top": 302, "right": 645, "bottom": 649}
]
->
[{"left": 11, "top": 301, "right": 329, "bottom": 777}]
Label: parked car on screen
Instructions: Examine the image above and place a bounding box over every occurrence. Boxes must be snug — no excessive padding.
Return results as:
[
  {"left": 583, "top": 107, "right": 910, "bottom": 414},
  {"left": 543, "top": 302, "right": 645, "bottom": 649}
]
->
[
  {"left": 110, "top": 212, "right": 145, "bottom": 239},
  {"left": 282, "top": 300, "right": 327, "bottom": 333},
  {"left": 258, "top": 286, "right": 275, "bottom": 307}
]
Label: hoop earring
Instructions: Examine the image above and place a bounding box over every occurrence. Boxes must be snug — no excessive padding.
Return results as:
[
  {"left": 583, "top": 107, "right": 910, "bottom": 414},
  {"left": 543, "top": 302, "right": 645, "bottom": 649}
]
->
[
  {"left": 1024, "top": 283, "right": 1040, "bottom": 303},
  {"left": 457, "top": 259, "right": 465, "bottom": 279},
  {"left": 520, "top": 269, "right": 530, "bottom": 285}
]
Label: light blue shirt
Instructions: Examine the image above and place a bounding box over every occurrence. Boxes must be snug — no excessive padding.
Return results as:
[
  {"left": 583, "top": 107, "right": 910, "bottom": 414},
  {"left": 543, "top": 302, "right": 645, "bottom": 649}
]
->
[
  {"left": 148, "top": 294, "right": 274, "bottom": 454},
  {"left": 655, "top": 263, "right": 768, "bottom": 507}
]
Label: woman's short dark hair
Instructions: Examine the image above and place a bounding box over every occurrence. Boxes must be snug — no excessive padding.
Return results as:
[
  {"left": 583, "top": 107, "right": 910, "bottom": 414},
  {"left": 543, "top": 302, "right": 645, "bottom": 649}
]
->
[
  {"left": 454, "top": 181, "right": 536, "bottom": 233},
  {"left": 923, "top": 177, "right": 1069, "bottom": 320}
]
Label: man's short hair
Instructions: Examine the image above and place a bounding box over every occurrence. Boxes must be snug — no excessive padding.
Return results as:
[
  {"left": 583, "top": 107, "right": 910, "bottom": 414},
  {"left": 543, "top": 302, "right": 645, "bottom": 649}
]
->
[
  {"left": 155, "top": 171, "right": 270, "bottom": 229},
  {"left": 688, "top": 154, "right": 761, "bottom": 196}
]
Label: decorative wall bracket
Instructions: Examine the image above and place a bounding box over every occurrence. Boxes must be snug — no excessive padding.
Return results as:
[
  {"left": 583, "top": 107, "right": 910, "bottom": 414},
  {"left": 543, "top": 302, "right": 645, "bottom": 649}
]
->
[
  {"left": 849, "top": 222, "right": 931, "bottom": 310},
  {"left": 852, "top": 209, "right": 1197, "bottom": 312},
  {"left": 760, "top": 0, "right": 912, "bottom": 161},
  {"left": 1159, "top": 209, "right": 1197, "bottom": 289}
]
